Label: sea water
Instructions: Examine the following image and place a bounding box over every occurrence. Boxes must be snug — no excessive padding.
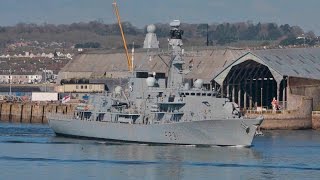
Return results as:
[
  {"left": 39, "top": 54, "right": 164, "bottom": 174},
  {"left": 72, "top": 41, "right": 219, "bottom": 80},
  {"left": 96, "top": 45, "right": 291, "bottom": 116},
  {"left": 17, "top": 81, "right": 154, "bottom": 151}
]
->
[{"left": 0, "top": 122, "right": 320, "bottom": 180}]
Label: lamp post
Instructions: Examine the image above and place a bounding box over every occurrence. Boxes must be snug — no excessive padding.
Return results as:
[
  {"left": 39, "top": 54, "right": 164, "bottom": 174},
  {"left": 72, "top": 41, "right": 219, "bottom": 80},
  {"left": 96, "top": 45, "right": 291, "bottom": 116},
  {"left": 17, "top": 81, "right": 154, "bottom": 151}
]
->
[
  {"left": 206, "top": 23, "right": 209, "bottom": 46},
  {"left": 9, "top": 68, "right": 12, "bottom": 96},
  {"left": 44, "top": 66, "right": 47, "bottom": 92},
  {"left": 261, "top": 87, "right": 263, "bottom": 113},
  {"left": 8, "top": 57, "right": 12, "bottom": 96}
]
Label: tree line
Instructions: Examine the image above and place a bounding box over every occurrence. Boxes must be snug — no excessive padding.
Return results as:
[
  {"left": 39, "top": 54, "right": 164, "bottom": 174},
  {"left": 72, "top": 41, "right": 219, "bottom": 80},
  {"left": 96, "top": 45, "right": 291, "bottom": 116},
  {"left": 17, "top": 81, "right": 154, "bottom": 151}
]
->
[{"left": 0, "top": 21, "right": 317, "bottom": 48}]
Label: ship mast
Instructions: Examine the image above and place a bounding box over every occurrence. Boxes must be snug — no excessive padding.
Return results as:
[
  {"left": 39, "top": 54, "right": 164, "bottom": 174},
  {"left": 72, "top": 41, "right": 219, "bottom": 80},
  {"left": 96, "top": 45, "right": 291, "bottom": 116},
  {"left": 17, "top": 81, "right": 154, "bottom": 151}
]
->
[
  {"left": 112, "top": 0, "right": 132, "bottom": 72},
  {"left": 167, "top": 20, "right": 184, "bottom": 89}
]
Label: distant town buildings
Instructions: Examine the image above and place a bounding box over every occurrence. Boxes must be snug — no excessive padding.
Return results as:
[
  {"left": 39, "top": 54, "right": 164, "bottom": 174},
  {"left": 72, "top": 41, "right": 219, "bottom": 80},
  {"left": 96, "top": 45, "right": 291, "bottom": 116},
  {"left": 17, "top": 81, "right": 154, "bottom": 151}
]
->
[
  {"left": 0, "top": 74, "right": 42, "bottom": 84},
  {"left": 0, "top": 51, "right": 73, "bottom": 59},
  {"left": 0, "top": 68, "right": 61, "bottom": 85}
]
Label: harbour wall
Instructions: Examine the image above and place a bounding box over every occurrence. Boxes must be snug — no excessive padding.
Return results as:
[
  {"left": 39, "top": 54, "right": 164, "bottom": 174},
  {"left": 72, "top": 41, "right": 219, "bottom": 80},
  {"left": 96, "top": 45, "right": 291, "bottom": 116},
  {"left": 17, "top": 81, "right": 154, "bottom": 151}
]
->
[
  {"left": 0, "top": 100, "right": 319, "bottom": 130},
  {"left": 246, "top": 95, "right": 313, "bottom": 130},
  {"left": 0, "top": 102, "right": 75, "bottom": 124},
  {"left": 312, "top": 111, "right": 320, "bottom": 130}
]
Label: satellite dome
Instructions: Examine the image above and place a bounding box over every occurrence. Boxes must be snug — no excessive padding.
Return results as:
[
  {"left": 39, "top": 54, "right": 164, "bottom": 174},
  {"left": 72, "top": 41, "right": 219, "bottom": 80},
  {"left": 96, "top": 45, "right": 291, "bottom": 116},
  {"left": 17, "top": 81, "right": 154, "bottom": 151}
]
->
[
  {"left": 147, "top": 24, "right": 156, "bottom": 33},
  {"left": 146, "top": 77, "right": 156, "bottom": 87},
  {"left": 194, "top": 79, "right": 204, "bottom": 89}
]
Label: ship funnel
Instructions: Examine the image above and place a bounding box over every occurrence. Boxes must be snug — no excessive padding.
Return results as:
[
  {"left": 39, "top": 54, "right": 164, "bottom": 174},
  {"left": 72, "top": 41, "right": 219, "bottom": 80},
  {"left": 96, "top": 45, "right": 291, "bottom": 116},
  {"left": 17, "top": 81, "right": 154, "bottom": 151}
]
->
[{"left": 194, "top": 79, "right": 204, "bottom": 89}]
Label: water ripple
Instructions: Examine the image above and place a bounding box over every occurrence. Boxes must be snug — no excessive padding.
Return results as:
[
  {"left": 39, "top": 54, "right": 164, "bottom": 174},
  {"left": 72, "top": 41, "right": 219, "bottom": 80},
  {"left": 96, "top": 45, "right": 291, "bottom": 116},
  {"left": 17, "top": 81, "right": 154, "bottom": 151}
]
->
[
  {"left": 0, "top": 140, "right": 73, "bottom": 145},
  {"left": 0, "top": 156, "right": 319, "bottom": 171}
]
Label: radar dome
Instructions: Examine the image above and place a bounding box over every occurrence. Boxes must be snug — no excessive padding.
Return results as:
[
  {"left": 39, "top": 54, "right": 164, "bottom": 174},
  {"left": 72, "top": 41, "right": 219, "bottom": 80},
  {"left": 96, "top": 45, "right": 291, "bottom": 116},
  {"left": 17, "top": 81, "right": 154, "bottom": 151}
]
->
[
  {"left": 114, "top": 86, "right": 122, "bottom": 94},
  {"left": 147, "top": 24, "right": 156, "bottom": 33},
  {"left": 146, "top": 77, "right": 156, "bottom": 87},
  {"left": 194, "top": 79, "right": 204, "bottom": 89}
]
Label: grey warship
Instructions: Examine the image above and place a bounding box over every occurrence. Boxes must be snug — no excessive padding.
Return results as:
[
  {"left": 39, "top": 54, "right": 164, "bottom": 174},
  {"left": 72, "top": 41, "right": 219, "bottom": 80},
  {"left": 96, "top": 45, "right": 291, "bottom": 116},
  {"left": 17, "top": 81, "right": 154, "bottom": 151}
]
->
[{"left": 48, "top": 20, "right": 263, "bottom": 147}]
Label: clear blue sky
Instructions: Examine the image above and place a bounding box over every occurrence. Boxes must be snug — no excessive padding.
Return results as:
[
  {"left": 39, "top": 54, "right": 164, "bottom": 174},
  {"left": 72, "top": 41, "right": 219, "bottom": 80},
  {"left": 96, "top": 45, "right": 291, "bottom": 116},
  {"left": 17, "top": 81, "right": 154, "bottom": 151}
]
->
[{"left": 1, "top": 0, "right": 319, "bottom": 34}]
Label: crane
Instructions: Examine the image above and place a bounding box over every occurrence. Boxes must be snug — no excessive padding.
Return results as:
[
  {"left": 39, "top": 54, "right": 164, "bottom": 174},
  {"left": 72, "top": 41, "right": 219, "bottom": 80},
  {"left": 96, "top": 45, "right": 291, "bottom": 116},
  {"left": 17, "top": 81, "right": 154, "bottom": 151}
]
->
[{"left": 112, "top": 0, "right": 132, "bottom": 72}]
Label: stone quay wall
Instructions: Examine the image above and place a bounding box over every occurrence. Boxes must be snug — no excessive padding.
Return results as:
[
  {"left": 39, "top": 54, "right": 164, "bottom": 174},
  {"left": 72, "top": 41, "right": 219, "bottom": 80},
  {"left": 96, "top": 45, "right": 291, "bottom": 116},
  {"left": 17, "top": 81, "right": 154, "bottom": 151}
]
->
[
  {"left": 246, "top": 96, "right": 313, "bottom": 130},
  {"left": 0, "top": 100, "right": 319, "bottom": 130},
  {"left": 0, "top": 102, "right": 75, "bottom": 124}
]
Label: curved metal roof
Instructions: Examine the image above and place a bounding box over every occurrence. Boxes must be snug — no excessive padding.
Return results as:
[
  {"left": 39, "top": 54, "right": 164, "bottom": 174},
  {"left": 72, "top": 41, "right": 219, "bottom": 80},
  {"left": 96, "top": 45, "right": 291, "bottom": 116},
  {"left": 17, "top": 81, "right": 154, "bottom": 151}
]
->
[
  {"left": 214, "top": 47, "right": 320, "bottom": 84},
  {"left": 252, "top": 48, "right": 320, "bottom": 79}
]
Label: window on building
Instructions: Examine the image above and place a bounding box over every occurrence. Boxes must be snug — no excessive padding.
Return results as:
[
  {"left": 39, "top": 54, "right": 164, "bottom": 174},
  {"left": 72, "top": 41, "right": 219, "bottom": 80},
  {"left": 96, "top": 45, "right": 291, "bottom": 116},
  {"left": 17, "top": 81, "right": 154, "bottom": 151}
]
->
[
  {"left": 76, "top": 85, "right": 79, "bottom": 89},
  {"left": 85, "top": 85, "right": 87, "bottom": 89},
  {"left": 89, "top": 85, "right": 92, "bottom": 89},
  {"left": 81, "top": 85, "right": 83, "bottom": 89}
]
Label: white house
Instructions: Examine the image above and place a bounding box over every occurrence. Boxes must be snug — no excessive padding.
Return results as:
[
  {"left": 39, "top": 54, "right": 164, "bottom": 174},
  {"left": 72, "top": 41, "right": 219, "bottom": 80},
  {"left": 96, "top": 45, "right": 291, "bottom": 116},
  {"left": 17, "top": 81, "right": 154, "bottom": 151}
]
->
[{"left": 28, "top": 75, "right": 42, "bottom": 83}]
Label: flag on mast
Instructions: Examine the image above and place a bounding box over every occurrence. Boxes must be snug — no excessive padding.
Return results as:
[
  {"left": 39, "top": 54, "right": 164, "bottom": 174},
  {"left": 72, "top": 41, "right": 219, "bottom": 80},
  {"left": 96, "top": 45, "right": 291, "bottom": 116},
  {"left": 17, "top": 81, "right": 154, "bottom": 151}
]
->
[{"left": 62, "top": 95, "right": 71, "bottom": 104}]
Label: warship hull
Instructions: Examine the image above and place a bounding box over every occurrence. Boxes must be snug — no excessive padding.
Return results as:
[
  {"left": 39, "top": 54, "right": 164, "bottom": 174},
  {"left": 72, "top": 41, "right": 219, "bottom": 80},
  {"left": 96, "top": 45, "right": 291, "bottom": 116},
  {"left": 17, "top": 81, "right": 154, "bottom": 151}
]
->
[{"left": 48, "top": 117, "right": 263, "bottom": 146}]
